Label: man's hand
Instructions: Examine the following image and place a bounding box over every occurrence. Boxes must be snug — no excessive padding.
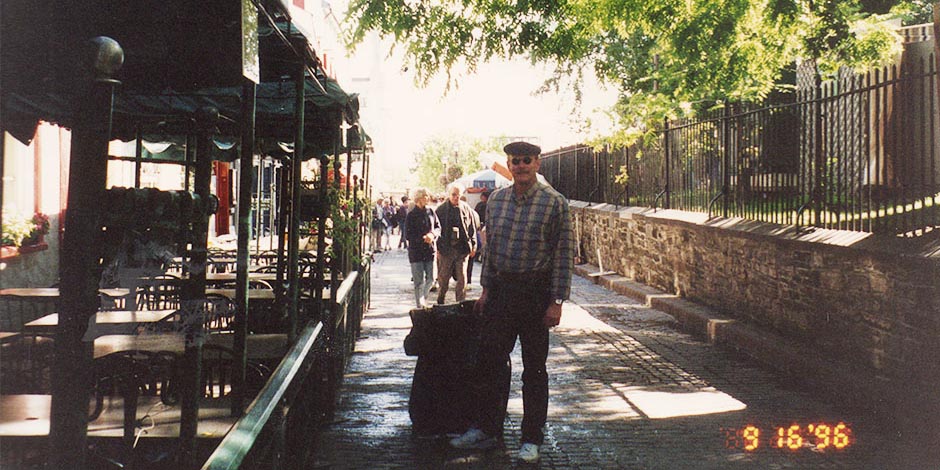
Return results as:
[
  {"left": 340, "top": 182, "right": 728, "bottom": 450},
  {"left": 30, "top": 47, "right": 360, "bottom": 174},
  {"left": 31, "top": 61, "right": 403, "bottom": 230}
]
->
[
  {"left": 474, "top": 288, "right": 488, "bottom": 316},
  {"left": 543, "top": 303, "right": 562, "bottom": 328},
  {"left": 423, "top": 232, "right": 434, "bottom": 244}
]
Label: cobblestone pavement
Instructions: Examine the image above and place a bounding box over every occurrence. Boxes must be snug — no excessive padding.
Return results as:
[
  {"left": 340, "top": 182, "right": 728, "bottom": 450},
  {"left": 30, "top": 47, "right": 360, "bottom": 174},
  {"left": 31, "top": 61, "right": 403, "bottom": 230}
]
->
[{"left": 310, "top": 247, "right": 937, "bottom": 469}]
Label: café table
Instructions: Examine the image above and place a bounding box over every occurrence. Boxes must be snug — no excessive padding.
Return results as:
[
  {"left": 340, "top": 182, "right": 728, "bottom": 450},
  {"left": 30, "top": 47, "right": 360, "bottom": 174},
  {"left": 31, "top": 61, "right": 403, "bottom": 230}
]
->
[
  {"left": 204, "top": 271, "right": 280, "bottom": 288},
  {"left": 206, "top": 288, "right": 332, "bottom": 300},
  {"left": 205, "top": 288, "right": 277, "bottom": 301},
  {"left": 205, "top": 270, "right": 332, "bottom": 283},
  {"left": 92, "top": 332, "right": 289, "bottom": 360},
  {"left": 0, "top": 332, "right": 20, "bottom": 343},
  {"left": 1, "top": 288, "right": 132, "bottom": 330},
  {"left": 206, "top": 271, "right": 280, "bottom": 282},
  {"left": 23, "top": 310, "right": 177, "bottom": 337},
  {"left": 0, "top": 288, "right": 57, "bottom": 331},
  {"left": 0, "top": 394, "right": 238, "bottom": 439},
  {"left": 0, "top": 287, "right": 130, "bottom": 299}
]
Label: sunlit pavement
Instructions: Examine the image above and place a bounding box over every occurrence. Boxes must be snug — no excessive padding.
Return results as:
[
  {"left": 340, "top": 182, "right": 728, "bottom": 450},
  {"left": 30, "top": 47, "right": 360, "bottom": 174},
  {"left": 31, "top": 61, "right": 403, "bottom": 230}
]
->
[{"left": 310, "top": 241, "right": 936, "bottom": 469}]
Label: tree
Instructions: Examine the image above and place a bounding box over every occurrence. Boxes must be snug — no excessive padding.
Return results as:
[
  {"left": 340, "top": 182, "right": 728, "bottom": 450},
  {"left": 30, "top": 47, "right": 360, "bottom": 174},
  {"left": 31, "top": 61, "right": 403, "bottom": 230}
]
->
[
  {"left": 344, "top": 0, "right": 929, "bottom": 145},
  {"left": 411, "top": 134, "right": 507, "bottom": 192}
]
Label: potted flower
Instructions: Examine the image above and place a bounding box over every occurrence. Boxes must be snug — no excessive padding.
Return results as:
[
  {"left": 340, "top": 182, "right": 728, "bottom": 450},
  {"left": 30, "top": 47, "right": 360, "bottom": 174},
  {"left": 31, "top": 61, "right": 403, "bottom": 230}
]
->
[
  {"left": 1, "top": 211, "right": 51, "bottom": 256},
  {"left": 2, "top": 212, "right": 32, "bottom": 247},
  {"left": 24, "top": 212, "right": 51, "bottom": 245}
]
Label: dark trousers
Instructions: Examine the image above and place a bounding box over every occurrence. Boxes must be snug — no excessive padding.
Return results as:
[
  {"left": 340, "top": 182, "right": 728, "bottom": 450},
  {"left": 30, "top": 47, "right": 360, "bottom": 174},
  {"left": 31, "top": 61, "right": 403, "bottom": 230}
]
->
[
  {"left": 466, "top": 253, "right": 475, "bottom": 282},
  {"left": 473, "top": 273, "right": 550, "bottom": 445},
  {"left": 436, "top": 250, "right": 469, "bottom": 304},
  {"left": 399, "top": 221, "right": 408, "bottom": 248}
]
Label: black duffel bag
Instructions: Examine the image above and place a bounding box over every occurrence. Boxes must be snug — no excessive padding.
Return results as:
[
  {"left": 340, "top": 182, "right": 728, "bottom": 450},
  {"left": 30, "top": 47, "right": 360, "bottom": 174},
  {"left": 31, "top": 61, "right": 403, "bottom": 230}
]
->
[{"left": 404, "top": 300, "right": 478, "bottom": 436}]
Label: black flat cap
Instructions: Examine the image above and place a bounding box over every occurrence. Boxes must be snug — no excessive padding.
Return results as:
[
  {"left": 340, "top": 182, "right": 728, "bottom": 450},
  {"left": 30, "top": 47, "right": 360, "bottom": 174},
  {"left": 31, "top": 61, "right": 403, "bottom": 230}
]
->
[{"left": 503, "top": 141, "right": 541, "bottom": 156}]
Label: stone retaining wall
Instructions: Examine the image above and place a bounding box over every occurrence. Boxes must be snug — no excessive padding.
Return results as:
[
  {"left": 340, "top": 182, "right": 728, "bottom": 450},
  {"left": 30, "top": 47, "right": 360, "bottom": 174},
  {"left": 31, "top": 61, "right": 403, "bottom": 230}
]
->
[{"left": 571, "top": 201, "right": 940, "bottom": 406}]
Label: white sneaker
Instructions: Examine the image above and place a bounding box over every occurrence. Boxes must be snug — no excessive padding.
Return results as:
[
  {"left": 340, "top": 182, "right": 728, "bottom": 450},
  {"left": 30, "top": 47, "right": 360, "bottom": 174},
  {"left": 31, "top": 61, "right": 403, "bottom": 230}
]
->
[
  {"left": 449, "top": 428, "right": 497, "bottom": 449},
  {"left": 518, "top": 443, "right": 540, "bottom": 463}
]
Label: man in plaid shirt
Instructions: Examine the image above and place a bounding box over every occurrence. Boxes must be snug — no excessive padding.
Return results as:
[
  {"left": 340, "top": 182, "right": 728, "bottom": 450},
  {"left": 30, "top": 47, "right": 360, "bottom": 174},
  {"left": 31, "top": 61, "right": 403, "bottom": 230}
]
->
[{"left": 450, "top": 141, "right": 574, "bottom": 464}]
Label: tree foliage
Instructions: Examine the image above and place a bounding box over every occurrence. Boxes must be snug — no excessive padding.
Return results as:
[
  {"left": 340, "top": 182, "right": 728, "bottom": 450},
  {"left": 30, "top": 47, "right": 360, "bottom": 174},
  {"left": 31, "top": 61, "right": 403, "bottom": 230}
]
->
[
  {"left": 344, "top": 0, "right": 930, "bottom": 146},
  {"left": 411, "top": 134, "right": 507, "bottom": 192}
]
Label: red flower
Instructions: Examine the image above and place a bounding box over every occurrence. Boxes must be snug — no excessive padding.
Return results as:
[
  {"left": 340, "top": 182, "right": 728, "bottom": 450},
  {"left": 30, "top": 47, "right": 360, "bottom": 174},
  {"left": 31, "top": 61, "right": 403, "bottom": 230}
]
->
[{"left": 31, "top": 212, "right": 50, "bottom": 236}]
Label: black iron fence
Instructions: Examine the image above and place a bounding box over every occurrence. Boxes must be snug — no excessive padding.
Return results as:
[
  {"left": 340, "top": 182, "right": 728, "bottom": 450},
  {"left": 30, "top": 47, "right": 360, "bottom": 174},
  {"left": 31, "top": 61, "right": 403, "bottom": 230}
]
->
[
  {"left": 200, "top": 261, "right": 369, "bottom": 470},
  {"left": 541, "top": 52, "right": 940, "bottom": 235}
]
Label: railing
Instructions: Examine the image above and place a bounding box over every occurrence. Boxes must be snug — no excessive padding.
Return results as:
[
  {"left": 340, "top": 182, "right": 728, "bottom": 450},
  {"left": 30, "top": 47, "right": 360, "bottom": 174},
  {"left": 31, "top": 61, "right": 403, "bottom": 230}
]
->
[
  {"left": 201, "top": 320, "right": 323, "bottom": 470},
  {"left": 201, "top": 265, "right": 368, "bottom": 469},
  {"left": 899, "top": 23, "right": 933, "bottom": 43},
  {"left": 541, "top": 51, "right": 940, "bottom": 236}
]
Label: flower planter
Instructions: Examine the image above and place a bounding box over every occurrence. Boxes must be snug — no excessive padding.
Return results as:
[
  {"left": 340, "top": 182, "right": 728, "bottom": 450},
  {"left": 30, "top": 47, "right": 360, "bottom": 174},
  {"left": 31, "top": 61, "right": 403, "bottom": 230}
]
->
[
  {"left": 18, "top": 241, "right": 48, "bottom": 254},
  {"left": 0, "top": 239, "right": 48, "bottom": 259},
  {"left": 0, "top": 246, "right": 17, "bottom": 259}
]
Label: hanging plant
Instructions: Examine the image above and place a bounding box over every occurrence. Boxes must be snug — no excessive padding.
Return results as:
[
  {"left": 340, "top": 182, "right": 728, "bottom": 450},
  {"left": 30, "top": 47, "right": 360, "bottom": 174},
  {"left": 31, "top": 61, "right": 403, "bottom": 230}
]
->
[{"left": 326, "top": 188, "right": 369, "bottom": 267}]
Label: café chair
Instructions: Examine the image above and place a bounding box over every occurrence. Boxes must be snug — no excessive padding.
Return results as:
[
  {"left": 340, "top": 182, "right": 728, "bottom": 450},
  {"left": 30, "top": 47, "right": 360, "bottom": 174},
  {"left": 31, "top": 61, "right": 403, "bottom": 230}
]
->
[
  {"left": 137, "top": 274, "right": 181, "bottom": 311},
  {"left": 200, "top": 344, "right": 271, "bottom": 400},
  {"left": 0, "top": 333, "right": 54, "bottom": 394},
  {"left": 251, "top": 265, "right": 279, "bottom": 274},
  {"left": 89, "top": 349, "right": 177, "bottom": 421},
  {"left": 203, "top": 293, "right": 236, "bottom": 333}
]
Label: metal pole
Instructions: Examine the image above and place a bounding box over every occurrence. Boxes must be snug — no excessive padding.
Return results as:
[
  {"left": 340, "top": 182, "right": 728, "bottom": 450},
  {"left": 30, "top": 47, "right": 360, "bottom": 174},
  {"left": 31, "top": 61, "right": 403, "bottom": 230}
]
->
[
  {"left": 233, "top": 79, "right": 256, "bottom": 415},
  {"left": 814, "top": 71, "right": 825, "bottom": 228},
  {"left": 345, "top": 126, "right": 353, "bottom": 199},
  {"left": 360, "top": 142, "right": 369, "bottom": 256},
  {"left": 287, "top": 61, "right": 305, "bottom": 341},
  {"left": 664, "top": 118, "right": 671, "bottom": 209},
  {"left": 268, "top": 160, "right": 277, "bottom": 250},
  {"left": 353, "top": 175, "right": 362, "bottom": 258},
  {"left": 51, "top": 37, "right": 121, "bottom": 469},
  {"left": 722, "top": 103, "right": 732, "bottom": 218},
  {"left": 315, "top": 155, "right": 329, "bottom": 320},
  {"left": 185, "top": 135, "right": 194, "bottom": 193},
  {"left": 134, "top": 123, "right": 142, "bottom": 188},
  {"left": 178, "top": 106, "right": 216, "bottom": 466},
  {"left": 363, "top": 144, "right": 371, "bottom": 213},
  {"left": 255, "top": 154, "right": 263, "bottom": 256},
  {"left": 0, "top": 131, "right": 5, "bottom": 212},
  {"left": 332, "top": 126, "right": 343, "bottom": 286},
  {"left": 275, "top": 156, "right": 287, "bottom": 319}
]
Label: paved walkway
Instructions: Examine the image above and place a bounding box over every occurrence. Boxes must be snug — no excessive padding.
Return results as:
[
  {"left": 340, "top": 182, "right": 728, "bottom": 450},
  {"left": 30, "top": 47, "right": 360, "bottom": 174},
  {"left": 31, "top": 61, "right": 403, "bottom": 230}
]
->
[{"left": 311, "top": 247, "right": 935, "bottom": 469}]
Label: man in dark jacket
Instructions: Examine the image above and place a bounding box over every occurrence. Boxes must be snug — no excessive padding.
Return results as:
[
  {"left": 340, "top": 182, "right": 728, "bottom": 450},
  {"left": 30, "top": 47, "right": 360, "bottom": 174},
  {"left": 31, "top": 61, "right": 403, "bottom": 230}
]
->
[{"left": 434, "top": 182, "right": 477, "bottom": 304}]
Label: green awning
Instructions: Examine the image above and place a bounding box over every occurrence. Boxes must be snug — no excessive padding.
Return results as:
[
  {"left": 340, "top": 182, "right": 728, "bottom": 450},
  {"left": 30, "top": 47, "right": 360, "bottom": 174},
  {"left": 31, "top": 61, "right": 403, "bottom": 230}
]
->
[
  {"left": 3, "top": 75, "right": 359, "bottom": 161},
  {"left": 1, "top": 0, "right": 360, "bottom": 160}
]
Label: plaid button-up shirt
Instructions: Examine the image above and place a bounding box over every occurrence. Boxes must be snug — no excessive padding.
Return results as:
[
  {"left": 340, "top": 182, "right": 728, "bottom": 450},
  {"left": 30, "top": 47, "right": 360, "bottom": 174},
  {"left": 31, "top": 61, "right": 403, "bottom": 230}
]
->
[{"left": 480, "top": 181, "right": 574, "bottom": 300}]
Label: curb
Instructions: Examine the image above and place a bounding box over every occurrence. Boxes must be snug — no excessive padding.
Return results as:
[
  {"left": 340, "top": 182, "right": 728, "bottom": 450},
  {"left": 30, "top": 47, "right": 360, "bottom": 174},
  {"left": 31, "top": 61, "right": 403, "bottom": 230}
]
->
[{"left": 572, "top": 263, "right": 907, "bottom": 423}]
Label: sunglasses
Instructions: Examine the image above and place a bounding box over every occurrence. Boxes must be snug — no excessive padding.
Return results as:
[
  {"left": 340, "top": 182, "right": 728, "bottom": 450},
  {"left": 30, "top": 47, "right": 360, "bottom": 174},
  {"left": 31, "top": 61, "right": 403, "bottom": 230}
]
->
[{"left": 510, "top": 156, "right": 534, "bottom": 165}]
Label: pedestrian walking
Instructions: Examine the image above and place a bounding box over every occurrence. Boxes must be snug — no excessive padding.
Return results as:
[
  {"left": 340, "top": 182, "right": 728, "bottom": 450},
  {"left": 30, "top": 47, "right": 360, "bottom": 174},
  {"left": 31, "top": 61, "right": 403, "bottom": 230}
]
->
[
  {"left": 383, "top": 199, "right": 395, "bottom": 251},
  {"left": 449, "top": 141, "right": 574, "bottom": 464},
  {"left": 405, "top": 188, "right": 441, "bottom": 308},
  {"left": 467, "top": 189, "right": 489, "bottom": 283},
  {"left": 397, "top": 195, "right": 410, "bottom": 249},
  {"left": 434, "top": 182, "right": 477, "bottom": 304},
  {"left": 371, "top": 198, "right": 387, "bottom": 252},
  {"left": 464, "top": 199, "right": 481, "bottom": 284}
]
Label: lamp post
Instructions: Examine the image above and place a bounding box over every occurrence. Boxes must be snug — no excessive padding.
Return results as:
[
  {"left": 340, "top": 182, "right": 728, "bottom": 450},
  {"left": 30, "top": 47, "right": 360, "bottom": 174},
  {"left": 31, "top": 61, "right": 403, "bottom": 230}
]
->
[
  {"left": 441, "top": 153, "right": 449, "bottom": 188},
  {"left": 441, "top": 145, "right": 460, "bottom": 189}
]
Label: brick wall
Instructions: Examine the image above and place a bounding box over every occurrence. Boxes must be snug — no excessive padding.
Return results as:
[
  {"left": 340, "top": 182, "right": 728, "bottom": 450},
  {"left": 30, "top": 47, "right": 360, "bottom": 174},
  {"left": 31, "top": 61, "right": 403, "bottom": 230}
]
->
[{"left": 571, "top": 201, "right": 940, "bottom": 407}]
